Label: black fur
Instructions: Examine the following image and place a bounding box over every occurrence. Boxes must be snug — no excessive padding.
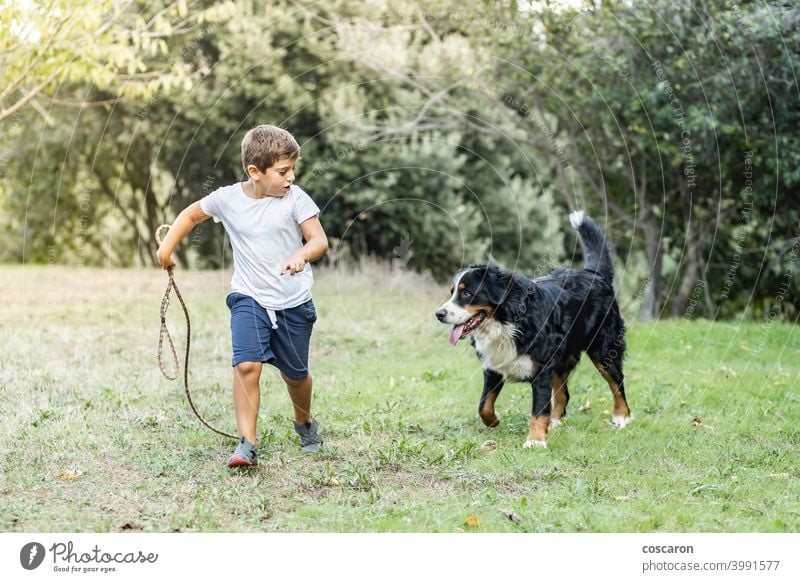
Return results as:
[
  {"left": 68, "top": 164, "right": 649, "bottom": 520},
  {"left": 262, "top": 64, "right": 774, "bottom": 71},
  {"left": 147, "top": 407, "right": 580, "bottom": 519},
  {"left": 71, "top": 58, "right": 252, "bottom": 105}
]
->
[{"left": 438, "top": 212, "right": 630, "bottom": 443}]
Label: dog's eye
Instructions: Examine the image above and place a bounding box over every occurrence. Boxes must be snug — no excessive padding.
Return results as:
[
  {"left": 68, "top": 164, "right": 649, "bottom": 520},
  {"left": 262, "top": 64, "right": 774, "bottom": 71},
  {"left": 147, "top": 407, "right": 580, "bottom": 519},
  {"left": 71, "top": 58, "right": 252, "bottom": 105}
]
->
[{"left": 461, "top": 291, "right": 472, "bottom": 299}]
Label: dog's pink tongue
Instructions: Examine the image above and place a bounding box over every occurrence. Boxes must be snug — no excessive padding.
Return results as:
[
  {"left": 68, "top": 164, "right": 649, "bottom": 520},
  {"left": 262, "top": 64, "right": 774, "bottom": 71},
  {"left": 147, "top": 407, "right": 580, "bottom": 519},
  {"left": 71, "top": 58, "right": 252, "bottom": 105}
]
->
[{"left": 449, "top": 324, "right": 465, "bottom": 346}]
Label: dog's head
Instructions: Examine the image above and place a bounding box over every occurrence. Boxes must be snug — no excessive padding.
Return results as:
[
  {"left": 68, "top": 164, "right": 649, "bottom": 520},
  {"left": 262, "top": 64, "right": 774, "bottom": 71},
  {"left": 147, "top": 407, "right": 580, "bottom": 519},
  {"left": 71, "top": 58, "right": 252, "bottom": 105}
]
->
[{"left": 435, "top": 264, "right": 512, "bottom": 346}]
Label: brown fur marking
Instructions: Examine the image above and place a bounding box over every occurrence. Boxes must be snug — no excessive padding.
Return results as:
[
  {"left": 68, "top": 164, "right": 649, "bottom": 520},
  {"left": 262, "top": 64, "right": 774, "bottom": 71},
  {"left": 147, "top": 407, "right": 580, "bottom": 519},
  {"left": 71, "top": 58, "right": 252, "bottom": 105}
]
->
[
  {"left": 526, "top": 415, "right": 549, "bottom": 443},
  {"left": 592, "top": 360, "right": 630, "bottom": 418},
  {"left": 479, "top": 390, "right": 500, "bottom": 427}
]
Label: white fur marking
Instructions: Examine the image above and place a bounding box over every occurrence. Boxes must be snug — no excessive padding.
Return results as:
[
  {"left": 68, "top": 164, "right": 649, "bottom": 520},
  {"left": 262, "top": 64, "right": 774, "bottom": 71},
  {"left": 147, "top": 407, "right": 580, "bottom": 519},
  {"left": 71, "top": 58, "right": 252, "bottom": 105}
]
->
[
  {"left": 569, "top": 210, "right": 585, "bottom": 229},
  {"left": 472, "top": 319, "right": 537, "bottom": 381},
  {"left": 549, "top": 418, "right": 562, "bottom": 429},
  {"left": 450, "top": 268, "right": 470, "bottom": 301},
  {"left": 612, "top": 415, "right": 632, "bottom": 428},
  {"left": 437, "top": 268, "right": 474, "bottom": 324},
  {"left": 523, "top": 439, "right": 547, "bottom": 449}
]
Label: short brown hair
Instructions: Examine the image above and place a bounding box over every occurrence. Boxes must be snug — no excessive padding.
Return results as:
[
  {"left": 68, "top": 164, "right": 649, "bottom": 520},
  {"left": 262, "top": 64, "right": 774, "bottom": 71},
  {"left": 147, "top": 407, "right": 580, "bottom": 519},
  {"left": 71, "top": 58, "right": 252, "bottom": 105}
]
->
[{"left": 241, "top": 125, "right": 300, "bottom": 173}]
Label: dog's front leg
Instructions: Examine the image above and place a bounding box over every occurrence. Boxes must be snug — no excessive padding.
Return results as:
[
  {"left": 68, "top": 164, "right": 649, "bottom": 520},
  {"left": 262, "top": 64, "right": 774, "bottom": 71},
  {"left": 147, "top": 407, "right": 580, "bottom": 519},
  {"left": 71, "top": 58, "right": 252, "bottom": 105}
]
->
[
  {"left": 478, "top": 369, "right": 504, "bottom": 427},
  {"left": 524, "top": 368, "right": 553, "bottom": 448}
]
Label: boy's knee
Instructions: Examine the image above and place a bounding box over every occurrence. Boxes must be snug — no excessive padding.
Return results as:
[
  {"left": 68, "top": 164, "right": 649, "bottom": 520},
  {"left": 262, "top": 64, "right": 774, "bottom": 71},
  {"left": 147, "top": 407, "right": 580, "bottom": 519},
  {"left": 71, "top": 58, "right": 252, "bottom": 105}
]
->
[
  {"left": 282, "top": 372, "right": 310, "bottom": 387},
  {"left": 235, "top": 361, "right": 262, "bottom": 377}
]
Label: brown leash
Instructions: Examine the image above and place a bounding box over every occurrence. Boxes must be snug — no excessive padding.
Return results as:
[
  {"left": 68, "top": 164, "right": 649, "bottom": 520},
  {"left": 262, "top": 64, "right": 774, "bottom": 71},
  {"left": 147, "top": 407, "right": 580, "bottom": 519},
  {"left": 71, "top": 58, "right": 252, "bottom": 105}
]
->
[{"left": 155, "top": 224, "right": 238, "bottom": 440}]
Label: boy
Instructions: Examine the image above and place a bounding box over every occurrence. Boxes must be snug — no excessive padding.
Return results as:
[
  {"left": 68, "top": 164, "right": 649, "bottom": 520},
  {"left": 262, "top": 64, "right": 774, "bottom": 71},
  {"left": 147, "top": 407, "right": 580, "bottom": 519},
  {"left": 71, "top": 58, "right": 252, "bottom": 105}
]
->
[{"left": 156, "top": 124, "right": 328, "bottom": 468}]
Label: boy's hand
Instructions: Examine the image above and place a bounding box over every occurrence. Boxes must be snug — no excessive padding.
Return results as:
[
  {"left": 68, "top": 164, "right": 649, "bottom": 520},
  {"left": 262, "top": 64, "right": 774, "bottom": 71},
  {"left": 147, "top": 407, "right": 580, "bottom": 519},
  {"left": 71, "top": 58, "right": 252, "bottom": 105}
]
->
[
  {"left": 157, "top": 247, "right": 176, "bottom": 271},
  {"left": 280, "top": 252, "right": 307, "bottom": 276}
]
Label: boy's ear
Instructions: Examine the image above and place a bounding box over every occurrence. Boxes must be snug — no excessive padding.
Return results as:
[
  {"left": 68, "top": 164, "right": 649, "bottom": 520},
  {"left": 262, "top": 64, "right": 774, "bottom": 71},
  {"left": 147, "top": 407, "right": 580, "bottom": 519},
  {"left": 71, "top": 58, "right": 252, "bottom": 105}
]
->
[{"left": 246, "top": 164, "right": 262, "bottom": 179}]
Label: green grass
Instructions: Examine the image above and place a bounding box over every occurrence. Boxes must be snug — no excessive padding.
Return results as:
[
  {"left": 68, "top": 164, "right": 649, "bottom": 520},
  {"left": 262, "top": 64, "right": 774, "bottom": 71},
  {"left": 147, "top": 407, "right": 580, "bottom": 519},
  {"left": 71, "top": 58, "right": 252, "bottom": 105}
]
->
[{"left": 1, "top": 264, "right": 799, "bottom": 532}]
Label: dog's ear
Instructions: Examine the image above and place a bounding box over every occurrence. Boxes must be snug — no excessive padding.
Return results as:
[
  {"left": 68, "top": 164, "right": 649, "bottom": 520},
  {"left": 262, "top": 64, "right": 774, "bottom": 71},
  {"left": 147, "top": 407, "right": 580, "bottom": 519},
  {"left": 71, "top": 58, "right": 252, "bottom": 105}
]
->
[{"left": 485, "top": 265, "right": 512, "bottom": 306}]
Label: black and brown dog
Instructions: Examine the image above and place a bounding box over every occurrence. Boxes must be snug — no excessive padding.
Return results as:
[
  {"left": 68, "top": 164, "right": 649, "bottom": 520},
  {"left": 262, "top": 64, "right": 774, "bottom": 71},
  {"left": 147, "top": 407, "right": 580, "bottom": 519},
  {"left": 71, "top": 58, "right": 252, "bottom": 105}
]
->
[{"left": 435, "top": 210, "right": 631, "bottom": 448}]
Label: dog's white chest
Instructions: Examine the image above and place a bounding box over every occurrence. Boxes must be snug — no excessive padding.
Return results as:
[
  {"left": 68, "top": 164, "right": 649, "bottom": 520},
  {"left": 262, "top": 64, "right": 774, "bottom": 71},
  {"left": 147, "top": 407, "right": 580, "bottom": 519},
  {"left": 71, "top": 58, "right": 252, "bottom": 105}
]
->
[{"left": 472, "top": 320, "right": 537, "bottom": 381}]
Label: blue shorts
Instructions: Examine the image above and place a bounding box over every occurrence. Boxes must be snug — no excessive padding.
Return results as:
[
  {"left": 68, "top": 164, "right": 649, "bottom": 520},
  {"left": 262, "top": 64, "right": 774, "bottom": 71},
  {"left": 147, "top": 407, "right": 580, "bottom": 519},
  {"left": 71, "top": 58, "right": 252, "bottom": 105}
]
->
[{"left": 226, "top": 292, "right": 317, "bottom": 380}]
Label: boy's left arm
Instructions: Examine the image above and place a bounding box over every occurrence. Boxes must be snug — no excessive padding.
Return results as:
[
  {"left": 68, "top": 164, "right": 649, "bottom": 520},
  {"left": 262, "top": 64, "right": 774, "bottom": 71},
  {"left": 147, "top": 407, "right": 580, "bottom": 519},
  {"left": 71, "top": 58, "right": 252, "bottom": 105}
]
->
[{"left": 281, "top": 216, "right": 329, "bottom": 276}]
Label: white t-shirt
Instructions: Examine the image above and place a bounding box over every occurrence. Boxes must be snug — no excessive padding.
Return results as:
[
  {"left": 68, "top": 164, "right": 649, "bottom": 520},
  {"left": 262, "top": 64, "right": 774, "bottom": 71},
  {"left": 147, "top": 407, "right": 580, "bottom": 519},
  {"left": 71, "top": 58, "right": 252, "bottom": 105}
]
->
[{"left": 200, "top": 183, "right": 321, "bottom": 310}]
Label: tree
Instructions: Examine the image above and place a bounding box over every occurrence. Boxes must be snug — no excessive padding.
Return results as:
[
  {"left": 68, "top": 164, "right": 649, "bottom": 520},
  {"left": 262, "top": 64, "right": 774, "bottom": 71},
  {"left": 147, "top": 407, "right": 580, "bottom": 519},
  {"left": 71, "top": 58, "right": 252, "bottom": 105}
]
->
[
  {"left": 3, "top": 0, "right": 796, "bottom": 319},
  {"left": 481, "top": 0, "right": 799, "bottom": 319},
  {"left": 0, "top": 0, "right": 235, "bottom": 123}
]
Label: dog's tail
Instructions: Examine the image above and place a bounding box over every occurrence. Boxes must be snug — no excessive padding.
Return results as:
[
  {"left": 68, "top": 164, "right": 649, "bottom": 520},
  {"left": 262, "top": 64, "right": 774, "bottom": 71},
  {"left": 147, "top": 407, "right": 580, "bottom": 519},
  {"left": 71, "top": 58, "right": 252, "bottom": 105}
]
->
[{"left": 569, "top": 210, "right": 614, "bottom": 280}]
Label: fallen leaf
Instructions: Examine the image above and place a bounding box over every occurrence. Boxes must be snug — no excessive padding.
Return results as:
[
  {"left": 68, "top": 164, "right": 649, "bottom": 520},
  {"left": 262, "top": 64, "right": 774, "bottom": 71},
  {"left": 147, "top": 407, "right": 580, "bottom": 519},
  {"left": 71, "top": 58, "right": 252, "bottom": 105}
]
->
[
  {"left": 465, "top": 515, "right": 481, "bottom": 528},
  {"left": 481, "top": 440, "right": 498, "bottom": 451},
  {"left": 691, "top": 417, "right": 703, "bottom": 427},
  {"left": 120, "top": 522, "right": 142, "bottom": 531},
  {"left": 58, "top": 469, "right": 82, "bottom": 481},
  {"left": 499, "top": 508, "right": 520, "bottom": 523},
  {"left": 577, "top": 401, "right": 591, "bottom": 412}
]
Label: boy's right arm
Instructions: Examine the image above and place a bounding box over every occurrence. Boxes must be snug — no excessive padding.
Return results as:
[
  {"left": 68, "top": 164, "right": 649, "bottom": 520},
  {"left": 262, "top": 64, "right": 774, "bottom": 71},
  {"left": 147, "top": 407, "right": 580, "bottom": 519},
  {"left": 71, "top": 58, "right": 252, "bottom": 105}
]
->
[{"left": 156, "top": 201, "right": 211, "bottom": 270}]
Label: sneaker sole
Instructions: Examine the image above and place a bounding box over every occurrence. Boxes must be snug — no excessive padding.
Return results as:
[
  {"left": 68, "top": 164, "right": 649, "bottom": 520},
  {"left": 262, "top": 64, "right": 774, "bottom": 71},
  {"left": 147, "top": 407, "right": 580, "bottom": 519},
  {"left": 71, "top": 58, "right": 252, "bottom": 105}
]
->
[{"left": 227, "top": 456, "right": 256, "bottom": 468}]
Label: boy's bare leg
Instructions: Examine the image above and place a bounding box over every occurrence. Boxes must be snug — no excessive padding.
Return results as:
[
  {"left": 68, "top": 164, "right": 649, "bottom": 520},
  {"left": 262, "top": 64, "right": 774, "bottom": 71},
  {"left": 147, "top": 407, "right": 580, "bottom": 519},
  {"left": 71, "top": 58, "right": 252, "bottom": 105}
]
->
[
  {"left": 233, "top": 361, "right": 262, "bottom": 444},
  {"left": 281, "top": 372, "right": 313, "bottom": 425}
]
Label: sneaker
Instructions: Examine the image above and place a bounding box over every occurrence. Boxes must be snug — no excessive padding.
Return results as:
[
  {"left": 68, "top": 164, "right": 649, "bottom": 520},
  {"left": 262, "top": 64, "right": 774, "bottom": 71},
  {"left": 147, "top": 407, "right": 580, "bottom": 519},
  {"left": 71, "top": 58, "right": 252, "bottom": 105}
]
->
[
  {"left": 294, "top": 418, "right": 323, "bottom": 453},
  {"left": 227, "top": 437, "right": 258, "bottom": 468}
]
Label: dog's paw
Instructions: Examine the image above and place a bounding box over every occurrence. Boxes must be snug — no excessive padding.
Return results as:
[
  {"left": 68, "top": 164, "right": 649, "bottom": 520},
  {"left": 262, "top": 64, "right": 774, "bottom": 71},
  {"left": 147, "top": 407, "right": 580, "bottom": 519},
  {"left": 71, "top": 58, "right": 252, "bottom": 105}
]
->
[
  {"left": 548, "top": 418, "right": 562, "bottom": 429},
  {"left": 612, "top": 415, "right": 632, "bottom": 428},
  {"left": 523, "top": 439, "right": 547, "bottom": 449}
]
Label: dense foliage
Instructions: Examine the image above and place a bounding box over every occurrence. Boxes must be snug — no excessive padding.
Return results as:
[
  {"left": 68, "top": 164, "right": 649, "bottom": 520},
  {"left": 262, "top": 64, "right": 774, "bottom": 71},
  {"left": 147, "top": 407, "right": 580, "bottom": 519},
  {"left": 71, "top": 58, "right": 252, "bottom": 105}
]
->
[{"left": 1, "top": 0, "right": 797, "bottom": 320}]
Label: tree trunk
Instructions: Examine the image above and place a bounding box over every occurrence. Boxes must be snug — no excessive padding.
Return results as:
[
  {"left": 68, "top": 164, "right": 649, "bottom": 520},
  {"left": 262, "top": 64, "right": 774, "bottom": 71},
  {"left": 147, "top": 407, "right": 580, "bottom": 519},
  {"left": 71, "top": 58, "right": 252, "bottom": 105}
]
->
[
  {"left": 671, "top": 232, "right": 699, "bottom": 317},
  {"left": 640, "top": 225, "right": 663, "bottom": 322},
  {"left": 671, "top": 188, "right": 698, "bottom": 317},
  {"left": 636, "top": 159, "right": 663, "bottom": 322},
  {"left": 696, "top": 221, "right": 717, "bottom": 316}
]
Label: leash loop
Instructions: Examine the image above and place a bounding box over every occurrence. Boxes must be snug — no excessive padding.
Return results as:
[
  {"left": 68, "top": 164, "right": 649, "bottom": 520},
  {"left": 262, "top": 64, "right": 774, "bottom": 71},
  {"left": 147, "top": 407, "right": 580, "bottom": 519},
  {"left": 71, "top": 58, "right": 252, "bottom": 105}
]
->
[{"left": 156, "top": 224, "right": 237, "bottom": 440}]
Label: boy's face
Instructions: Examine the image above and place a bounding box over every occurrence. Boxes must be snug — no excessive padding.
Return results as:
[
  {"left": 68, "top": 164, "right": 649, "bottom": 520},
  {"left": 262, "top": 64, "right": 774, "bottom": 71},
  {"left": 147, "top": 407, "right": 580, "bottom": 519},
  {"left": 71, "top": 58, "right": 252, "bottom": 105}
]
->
[{"left": 247, "top": 157, "right": 297, "bottom": 197}]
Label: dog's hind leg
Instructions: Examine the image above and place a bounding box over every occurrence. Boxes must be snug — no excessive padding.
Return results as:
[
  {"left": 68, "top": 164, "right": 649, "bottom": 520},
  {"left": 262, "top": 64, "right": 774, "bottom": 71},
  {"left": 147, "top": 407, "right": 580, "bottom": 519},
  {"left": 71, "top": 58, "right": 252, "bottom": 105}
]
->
[
  {"left": 587, "top": 313, "right": 630, "bottom": 427},
  {"left": 478, "top": 369, "right": 504, "bottom": 428},
  {"left": 589, "top": 352, "right": 631, "bottom": 428}
]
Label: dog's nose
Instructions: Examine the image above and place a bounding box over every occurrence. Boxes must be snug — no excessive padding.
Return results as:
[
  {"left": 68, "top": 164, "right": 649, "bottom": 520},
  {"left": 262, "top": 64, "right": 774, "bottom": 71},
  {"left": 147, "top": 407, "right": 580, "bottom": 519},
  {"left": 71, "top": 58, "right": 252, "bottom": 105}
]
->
[{"left": 435, "top": 308, "right": 447, "bottom": 322}]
